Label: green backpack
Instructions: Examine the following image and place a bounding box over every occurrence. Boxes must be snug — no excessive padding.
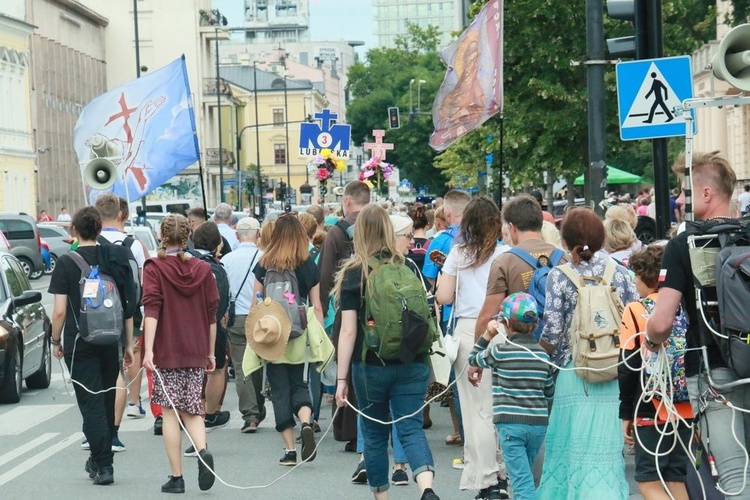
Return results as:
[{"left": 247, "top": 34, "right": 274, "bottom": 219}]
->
[{"left": 362, "top": 257, "right": 439, "bottom": 363}]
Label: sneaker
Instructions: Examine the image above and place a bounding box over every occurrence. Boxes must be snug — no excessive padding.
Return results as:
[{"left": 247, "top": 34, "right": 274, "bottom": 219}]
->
[
  {"left": 81, "top": 439, "right": 90, "bottom": 450},
  {"left": 279, "top": 449, "right": 297, "bottom": 466},
  {"left": 198, "top": 448, "right": 215, "bottom": 491},
  {"left": 84, "top": 457, "right": 98, "bottom": 479},
  {"left": 300, "top": 422, "right": 317, "bottom": 462},
  {"left": 93, "top": 465, "right": 114, "bottom": 485},
  {"left": 495, "top": 479, "right": 510, "bottom": 500},
  {"left": 452, "top": 457, "right": 465, "bottom": 470},
  {"left": 153, "top": 415, "right": 163, "bottom": 436},
  {"left": 204, "top": 411, "right": 230, "bottom": 431},
  {"left": 351, "top": 460, "right": 367, "bottom": 484},
  {"left": 391, "top": 467, "right": 409, "bottom": 486},
  {"left": 241, "top": 421, "right": 258, "bottom": 434},
  {"left": 420, "top": 488, "right": 440, "bottom": 500},
  {"left": 475, "top": 482, "right": 505, "bottom": 500},
  {"left": 111, "top": 436, "right": 126, "bottom": 452},
  {"left": 161, "top": 475, "right": 185, "bottom": 494},
  {"left": 184, "top": 445, "right": 198, "bottom": 457},
  {"left": 126, "top": 401, "right": 146, "bottom": 419}
]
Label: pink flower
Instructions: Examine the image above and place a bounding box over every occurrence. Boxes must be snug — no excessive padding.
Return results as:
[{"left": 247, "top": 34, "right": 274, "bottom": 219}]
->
[
  {"left": 362, "top": 168, "right": 375, "bottom": 179},
  {"left": 313, "top": 154, "right": 325, "bottom": 164},
  {"left": 316, "top": 168, "right": 330, "bottom": 181}
]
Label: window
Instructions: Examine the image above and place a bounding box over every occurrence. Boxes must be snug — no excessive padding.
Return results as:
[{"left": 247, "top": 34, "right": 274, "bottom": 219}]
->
[
  {"left": 0, "top": 220, "right": 33, "bottom": 240},
  {"left": 9, "top": 259, "right": 29, "bottom": 292},
  {"left": 274, "top": 144, "right": 286, "bottom": 165},
  {"left": 273, "top": 108, "right": 285, "bottom": 126},
  {"left": 38, "top": 227, "right": 61, "bottom": 238},
  {"left": 4, "top": 259, "right": 22, "bottom": 297}
]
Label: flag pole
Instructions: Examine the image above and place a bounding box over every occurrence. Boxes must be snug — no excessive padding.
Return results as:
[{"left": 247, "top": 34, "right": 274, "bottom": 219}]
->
[
  {"left": 198, "top": 157, "right": 209, "bottom": 215},
  {"left": 180, "top": 55, "right": 208, "bottom": 216}
]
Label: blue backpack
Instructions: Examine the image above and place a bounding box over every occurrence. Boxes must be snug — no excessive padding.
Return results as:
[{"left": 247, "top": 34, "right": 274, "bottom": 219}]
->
[{"left": 508, "top": 247, "right": 565, "bottom": 340}]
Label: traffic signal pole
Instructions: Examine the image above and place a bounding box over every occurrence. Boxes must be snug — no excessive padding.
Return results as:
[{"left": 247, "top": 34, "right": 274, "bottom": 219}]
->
[{"left": 585, "top": 0, "right": 608, "bottom": 216}]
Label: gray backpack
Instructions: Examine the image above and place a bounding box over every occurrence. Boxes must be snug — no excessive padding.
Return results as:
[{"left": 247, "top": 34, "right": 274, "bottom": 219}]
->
[
  {"left": 69, "top": 252, "right": 124, "bottom": 346},
  {"left": 264, "top": 268, "right": 307, "bottom": 338},
  {"left": 716, "top": 246, "right": 750, "bottom": 378}
]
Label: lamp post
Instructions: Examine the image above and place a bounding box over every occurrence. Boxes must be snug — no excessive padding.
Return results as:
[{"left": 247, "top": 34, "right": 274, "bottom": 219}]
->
[
  {"left": 417, "top": 79, "right": 426, "bottom": 112},
  {"left": 214, "top": 10, "right": 225, "bottom": 203},
  {"left": 133, "top": 0, "right": 148, "bottom": 216},
  {"left": 253, "top": 61, "right": 263, "bottom": 219}
]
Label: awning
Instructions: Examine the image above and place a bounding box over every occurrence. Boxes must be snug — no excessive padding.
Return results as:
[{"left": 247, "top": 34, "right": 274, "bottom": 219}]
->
[{"left": 574, "top": 166, "right": 643, "bottom": 186}]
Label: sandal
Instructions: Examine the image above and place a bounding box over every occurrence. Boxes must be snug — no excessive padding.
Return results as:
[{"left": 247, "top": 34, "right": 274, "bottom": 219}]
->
[{"left": 445, "top": 434, "right": 463, "bottom": 445}]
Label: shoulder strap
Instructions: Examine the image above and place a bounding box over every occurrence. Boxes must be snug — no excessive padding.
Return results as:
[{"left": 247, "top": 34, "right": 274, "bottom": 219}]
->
[
  {"left": 336, "top": 220, "right": 352, "bottom": 240},
  {"left": 602, "top": 259, "right": 617, "bottom": 286},
  {"left": 68, "top": 251, "right": 92, "bottom": 279},
  {"left": 549, "top": 248, "right": 565, "bottom": 266},
  {"left": 236, "top": 249, "right": 259, "bottom": 296},
  {"left": 557, "top": 263, "right": 583, "bottom": 290},
  {"left": 96, "top": 235, "right": 111, "bottom": 246},
  {"left": 509, "top": 247, "right": 538, "bottom": 268},
  {"left": 122, "top": 235, "right": 136, "bottom": 249}
]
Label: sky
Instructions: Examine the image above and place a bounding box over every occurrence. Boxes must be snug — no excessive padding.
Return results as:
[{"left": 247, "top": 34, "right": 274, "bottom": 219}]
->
[{"left": 212, "top": 0, "right": 376, "bottom": 54}]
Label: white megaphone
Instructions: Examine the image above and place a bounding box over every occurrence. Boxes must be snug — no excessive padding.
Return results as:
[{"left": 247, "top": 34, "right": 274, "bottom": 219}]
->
[
  {"left": 332, "top": 186, "right": 345, "bottom": 196},
  {"left": 83, "top": 157, "right": 118, "bottom": 190},
  {"left": 712, "top": 23, "right": 750, "bottom": 91}
]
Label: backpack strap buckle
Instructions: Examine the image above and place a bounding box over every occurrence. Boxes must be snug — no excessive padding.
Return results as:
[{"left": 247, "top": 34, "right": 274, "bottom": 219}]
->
[{"left": 589, "top": 335, "right": 597, "bottom": 352}]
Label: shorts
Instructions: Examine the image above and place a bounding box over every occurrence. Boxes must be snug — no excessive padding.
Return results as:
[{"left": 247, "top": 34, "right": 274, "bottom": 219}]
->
[
  {"left": 214, "top": 326, "right": 228, "bottom": 369},
  {"left": 634, "top": 422, "right": 692, "bottom": 482}
]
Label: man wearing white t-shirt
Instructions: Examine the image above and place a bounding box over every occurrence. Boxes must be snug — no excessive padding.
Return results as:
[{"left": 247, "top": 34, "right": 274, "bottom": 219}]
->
[{"left": 739, "top": 184, "right": 750, "bottom": 216}]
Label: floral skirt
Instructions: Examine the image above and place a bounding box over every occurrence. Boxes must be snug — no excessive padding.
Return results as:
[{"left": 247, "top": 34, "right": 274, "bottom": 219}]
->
[{"left": 151, "top": 367, "right": 204, "bottom": 416}]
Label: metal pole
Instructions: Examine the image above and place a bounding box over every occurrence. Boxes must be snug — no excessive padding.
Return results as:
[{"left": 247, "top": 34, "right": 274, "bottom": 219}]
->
[
  {"left": 497, "top": 115, "right": 503, "bottom": 209},
  {"left": 133, "top": 0, "right": 147, "bottom": 216},
  {"left": 235, "top": 106, "right": 241, "bottom": 212},
  {"left": 585, "top": 0, "right": 607, "bottom": 216},
  {"left": 253, "top": 62, "right": 263, "bottom": 219},
  {"left": 646, "top": 0, "right": 670, "bottom": 238},
  {"left": 283, "top": 76, "right": 291, "bottom": 206},
  {"left": 215, "top": 15, "right": 224, "bottom": 203}
]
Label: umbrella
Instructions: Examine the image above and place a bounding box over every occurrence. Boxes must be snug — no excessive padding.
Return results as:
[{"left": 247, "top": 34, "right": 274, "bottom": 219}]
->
[{"left": 574, "top": 166, "right": 642, "bottom": 186}]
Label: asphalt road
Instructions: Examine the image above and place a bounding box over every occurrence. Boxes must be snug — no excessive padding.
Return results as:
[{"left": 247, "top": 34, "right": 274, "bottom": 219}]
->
[{"left": 0, "top": 275, "right": 641, "bottom": 499}]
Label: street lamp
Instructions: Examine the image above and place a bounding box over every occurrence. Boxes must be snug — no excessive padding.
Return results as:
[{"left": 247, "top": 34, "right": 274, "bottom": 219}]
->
[
  {"left": 417, "top": 79, "right": 426, "bottom": 113},
  {"left": 215, "top": 9, "right": 225, "bottom": 203}
]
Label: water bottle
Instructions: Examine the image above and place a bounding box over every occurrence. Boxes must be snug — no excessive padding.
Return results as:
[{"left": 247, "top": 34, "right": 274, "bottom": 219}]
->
[
  {"left": 256, "top": 292, "right": 263, "bottom": 306},
  {"left": 365, "top": 319, "right": 379, "bottom": 349}
]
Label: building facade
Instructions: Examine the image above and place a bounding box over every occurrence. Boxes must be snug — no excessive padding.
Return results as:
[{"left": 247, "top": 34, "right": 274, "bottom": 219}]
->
[
  {"left": 29, "top": 0, "right": 108, "bottom": 216},
  {"left": 242, "top": 0, "right": 309, "bottom": 45},
  {"left": 373, "top": 0, "right": 471, "bottom": 49},
  {"left": 0, "top": 0, "right": 35, "bottom": 214}
]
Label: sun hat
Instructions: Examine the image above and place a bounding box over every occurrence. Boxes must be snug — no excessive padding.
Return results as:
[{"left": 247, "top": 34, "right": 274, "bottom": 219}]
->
[
  {"left": 245, "top": 298, "right": 291, "bottom": 361},
  {"left": 500, "top": 292, "right": 539, "bottom": 323},
  {"left": 389, "top": 214, "right": 413, "bottom": 236},
  {"left": 236, "top": 217, "right": 260, "bottom": 231}
]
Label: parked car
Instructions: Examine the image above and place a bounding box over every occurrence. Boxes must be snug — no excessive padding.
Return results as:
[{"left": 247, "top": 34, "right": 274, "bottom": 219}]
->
[
  {"left": 129, "top": 225, "right": 158, "bottom": 255},
  {"left": 37, "top": 224, "right": 73, "bottom": 275},
  {"left": 0, "top": 252, "right": 51, "bottom": 403},
  {"left": 0, "top": 214, "right": 45, "bottom": 279},
  {"left": 551, "top": 198, "right": 589, "bottom": 227}
]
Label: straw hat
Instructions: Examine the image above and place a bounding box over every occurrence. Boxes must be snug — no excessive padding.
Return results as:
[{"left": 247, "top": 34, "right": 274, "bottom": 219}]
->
[{"left": 245, "top": 298, "right": 291, "bottom": 361}]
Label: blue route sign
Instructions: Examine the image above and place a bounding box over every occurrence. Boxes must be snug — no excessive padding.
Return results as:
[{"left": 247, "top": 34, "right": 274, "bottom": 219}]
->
[
  {"left": 615, "top": 56, "right": 696, "bottom": 141},
  {"left": 298, "top": 109, "right": 351, "bottom": 158}
]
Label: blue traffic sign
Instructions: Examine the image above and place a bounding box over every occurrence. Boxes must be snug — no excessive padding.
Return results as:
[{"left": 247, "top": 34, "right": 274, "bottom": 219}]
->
[
  {"left": 615, "top": 56, "right": 695, "bottom": 141},
  {"left": 298, "top": 109, "right": 351, "bottom": 157}
]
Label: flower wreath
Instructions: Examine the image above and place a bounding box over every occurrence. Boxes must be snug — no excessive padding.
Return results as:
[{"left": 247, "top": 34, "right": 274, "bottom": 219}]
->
[
  {"left": 358, "top": 156, "right": 394, "bottom": 190},
  {"left": 306, "top": 149, "right": 346, "bottom": 195}
]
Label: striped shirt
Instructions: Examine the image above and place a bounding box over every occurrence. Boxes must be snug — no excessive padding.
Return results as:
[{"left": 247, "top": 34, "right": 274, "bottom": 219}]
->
[{"left": 468, "top": 333, "right": 555, "bottom": 426}]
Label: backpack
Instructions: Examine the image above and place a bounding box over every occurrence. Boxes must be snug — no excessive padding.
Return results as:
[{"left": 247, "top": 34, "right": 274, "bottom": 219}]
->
[
  {"left": 97, "top": 234, "right": 141, "bottom": 305},
  {"left": 628, "top": 297, "right": 690, "bottom": 402},
  {"left": 686, "top": 218, "right": 750, "bottom": 379},
  {"left": 188, "top": 251, "right": 230, "bottom": 323},
  {"left": 409, "top": 238, "right": 431, "bottom": 258},
  {"left": 68, "top": 252, "right": 124, "bottom": 346},
  {"left": 508, "top": 247, "right": 565, "bottom": 340},
  {"left": 362, "top": 257, "right": 439, "bottom": 364},
  {"left": 264, "top": 268, "right": 308, "bottom": 338},
  {"left": 335, "top": 220, "right": 355, "bottom": 257},
  {"left": 309, "top": 246, "right": 321, "bottom": 265},
  {"left": 558, "top": 260, "right": 624, "bottom": 383}
]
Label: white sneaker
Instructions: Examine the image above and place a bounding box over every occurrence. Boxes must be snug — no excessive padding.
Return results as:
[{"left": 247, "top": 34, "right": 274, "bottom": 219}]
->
[
  {"left": 81, "top": 439, "right": 90, "bottom": 450},
  {"left": 126, "top": 402, "right": 146, "bottom": 419}
]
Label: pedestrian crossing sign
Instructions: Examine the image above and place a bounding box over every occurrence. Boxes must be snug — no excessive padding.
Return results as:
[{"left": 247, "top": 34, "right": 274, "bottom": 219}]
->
[{"left": 616, "top": 56, "right": 695, "bottom": 141}]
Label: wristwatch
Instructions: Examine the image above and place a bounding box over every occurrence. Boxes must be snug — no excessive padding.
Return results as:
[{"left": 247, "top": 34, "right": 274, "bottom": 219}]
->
[
  {"left": 644, "top": 335, "right": 660, "bottom": 348},
  {"left": 51, "top": 338, "right": 61, "bottom": 346}
]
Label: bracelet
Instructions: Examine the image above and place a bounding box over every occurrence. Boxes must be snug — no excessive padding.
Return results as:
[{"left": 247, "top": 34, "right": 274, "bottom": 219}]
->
[
  {"left": 337, "top": 378, "right": 347, "bottom": 381},
  {"left": 207, "top": 356, "right": 216, "bottom": 359},
  {"left": 51, "top": 338, "right": 61, "bottom": 346},
  {"left": 644, "top": 335, "right": 660, "bottom": 348}
]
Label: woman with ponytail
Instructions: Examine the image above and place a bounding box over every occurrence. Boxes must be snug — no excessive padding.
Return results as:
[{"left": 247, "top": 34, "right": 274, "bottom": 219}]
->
[
  {"left": 537, "top": 208, "right": 638, "bottom": 499},
  {"left": 141, "top": 214, "right": 220, "bottom": 494}
]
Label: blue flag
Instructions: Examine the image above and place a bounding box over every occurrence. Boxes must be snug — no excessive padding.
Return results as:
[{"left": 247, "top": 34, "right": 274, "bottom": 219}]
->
[{"left": 73, "top": 56, "right": 200, "bottom": 204}]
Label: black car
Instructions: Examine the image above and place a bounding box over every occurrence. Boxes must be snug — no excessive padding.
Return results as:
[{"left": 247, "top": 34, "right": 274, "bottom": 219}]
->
[{"left": 0, "top": 252, "right": 51, "bottom": 403}]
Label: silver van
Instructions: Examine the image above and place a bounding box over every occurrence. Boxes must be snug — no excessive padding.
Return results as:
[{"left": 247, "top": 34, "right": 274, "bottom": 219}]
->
[{"left": 0, "top": 214, "right": 44, "bottom": 278}]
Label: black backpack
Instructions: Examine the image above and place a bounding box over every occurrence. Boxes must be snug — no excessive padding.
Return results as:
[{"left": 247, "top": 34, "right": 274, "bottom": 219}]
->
[
  {"left": 335, "top": 220, "right": 355, "bottom": 258},
  {"left": 97, "top": 234, "right": 141, "bottom": 305},
  {"left": 188, "top": 250, "right": 230, "bottom": 324}
]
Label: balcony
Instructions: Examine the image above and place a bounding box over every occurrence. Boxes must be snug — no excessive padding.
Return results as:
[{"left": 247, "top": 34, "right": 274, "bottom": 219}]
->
[
  {"left": 205, "top": 148, "right": 236, "bottom": 167},
  {"left": 203, "top": 78, "right": 233, "bottom": 97}
]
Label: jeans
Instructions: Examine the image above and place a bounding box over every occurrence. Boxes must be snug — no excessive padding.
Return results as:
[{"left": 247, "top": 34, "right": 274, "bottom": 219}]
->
[
  {"left": 352, "top": 362, "right": 435, "bottom": 492},
  {"left": 308, "top": 365, "right": 322, "bottom": 422},
  {"left": 356, "top": 410, "right": 408, "bottom": 463},
  {"left": 65, "top": 339, "right": 119, "bottom": 468},
  {"left": 228, "top": 319, "right": 264, "bottom": 423},
  {"left": 266, "top": 363, "right": 312, "bottom": 432},
  {"left": 497, "top": 423, "right": 546, "bottom": 500},
  {"left": 688, "top": 368, "right": 750, "bottom": 498}
]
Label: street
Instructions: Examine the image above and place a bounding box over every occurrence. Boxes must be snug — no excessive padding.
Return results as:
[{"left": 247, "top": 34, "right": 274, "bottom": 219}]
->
[{"left": 0, "top": 275, "right": 641, "bottom": 499}]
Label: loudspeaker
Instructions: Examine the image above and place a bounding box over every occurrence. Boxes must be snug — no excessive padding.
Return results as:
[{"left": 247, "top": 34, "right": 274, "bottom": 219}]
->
[
  {"left": 83, "top": 157, "right": 117, "bottom": 190},
  {"left": 332, "top": 186, "right": 344, "bottom": 196},
  {"left": 712, "top": 23, "right": 750, "bottom": 91}
]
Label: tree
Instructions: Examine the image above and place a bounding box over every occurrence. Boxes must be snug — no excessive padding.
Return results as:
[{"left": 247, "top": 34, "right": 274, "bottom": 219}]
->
[
  {"left": 345, "top": 22, "right": 448, "bottom": 193},
  {"left": 433, "top": 0, "right": 720, "bottom": 194}
]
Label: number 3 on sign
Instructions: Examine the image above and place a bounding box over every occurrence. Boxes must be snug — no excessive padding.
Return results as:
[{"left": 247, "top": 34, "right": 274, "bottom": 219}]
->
[{"left": 317, "top": 132, "right": 331, "bottom": 147}]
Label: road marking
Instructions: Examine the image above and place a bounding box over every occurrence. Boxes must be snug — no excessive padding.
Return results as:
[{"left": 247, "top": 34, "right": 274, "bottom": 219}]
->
[
  {"left": 0, "top": 432, "right": 83, "bottom": 487},
  {"left": 119, "top": 415, "right": 155, "bottom": 432},
  {"left": 0, "top": 433, "right": 58, "bottom": 468},
  {"left": 0, "top": 404, "right": 75, "bottom": 436}
]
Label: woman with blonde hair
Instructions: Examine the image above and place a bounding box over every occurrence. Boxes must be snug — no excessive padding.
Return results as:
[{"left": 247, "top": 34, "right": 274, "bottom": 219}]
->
[
  {"left": 603, "top": 218, "right": 638, "bottom": 266},
  {"left": 258, "top": 220, "right": 275, "bottom": 251},
  {"left": 142, "top": 214, "right": 219, "bottom": 494},
  {"left": 251, "top": 214, "right": 324, "bottom": 466},
  {"left": 334, "top": 204, "right": 439, "bottom": 500}
]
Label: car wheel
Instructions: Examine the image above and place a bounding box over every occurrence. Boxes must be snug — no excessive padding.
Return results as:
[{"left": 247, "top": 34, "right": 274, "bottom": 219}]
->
[
  {"left": 0, "top": 342, "right": 22, "bottom": 403},
  {"left": 44, "top": 254, "right": 57, "bottom": 275},
  {"left": 18, "top": 257, "right": 33, "bottom": 279},
  {"left": 26, "top": 336, "right": 51, "bottom": 389}
]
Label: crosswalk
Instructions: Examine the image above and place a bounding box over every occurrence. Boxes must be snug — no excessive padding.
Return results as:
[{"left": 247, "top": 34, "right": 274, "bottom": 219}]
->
[{"left": 0, "top": 432, "right": 83, "bottom": 487}]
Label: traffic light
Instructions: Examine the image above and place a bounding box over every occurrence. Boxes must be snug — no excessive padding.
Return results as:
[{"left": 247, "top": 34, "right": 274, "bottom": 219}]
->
[
  {"left": 388, "top": 107, "right": 400, "bottom": 129},
  {"left": 606, "top": 0, "right": 647, "bottom": 59}
]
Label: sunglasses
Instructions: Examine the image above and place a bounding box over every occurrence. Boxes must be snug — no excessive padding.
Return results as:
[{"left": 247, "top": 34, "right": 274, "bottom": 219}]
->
[{"left": 399, "top": 232, "right": 415, "bottom": 239}]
